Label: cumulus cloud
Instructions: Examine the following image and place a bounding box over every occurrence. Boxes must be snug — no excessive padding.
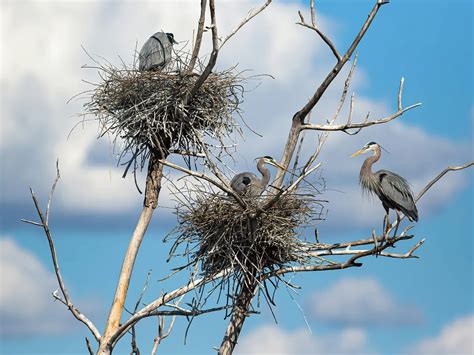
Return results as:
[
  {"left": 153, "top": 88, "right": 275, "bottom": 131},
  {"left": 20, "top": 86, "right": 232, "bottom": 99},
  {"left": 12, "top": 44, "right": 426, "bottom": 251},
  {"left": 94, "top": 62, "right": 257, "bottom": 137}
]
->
[
  {"left": 236, "top": 324, "right": 371, "bottom": 355},
  {"left": 409, "top": 314, "right": 473, "bottom": 355},
  {"left": 0, "top": 237, "right": 96, "bottom": 337},
  {"left": 1, "top": 0, "right": 470, "bottom": 229},
  {"left": 307, "top": 277, "right": 423, "bottom": 326}
]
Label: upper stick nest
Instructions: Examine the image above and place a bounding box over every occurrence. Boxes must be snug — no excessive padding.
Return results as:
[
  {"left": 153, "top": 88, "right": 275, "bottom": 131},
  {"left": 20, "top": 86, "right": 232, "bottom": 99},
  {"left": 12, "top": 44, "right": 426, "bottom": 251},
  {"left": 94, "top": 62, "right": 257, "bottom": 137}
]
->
[{"left": 81, "top": 50, "right": 246, "bottom": 173}]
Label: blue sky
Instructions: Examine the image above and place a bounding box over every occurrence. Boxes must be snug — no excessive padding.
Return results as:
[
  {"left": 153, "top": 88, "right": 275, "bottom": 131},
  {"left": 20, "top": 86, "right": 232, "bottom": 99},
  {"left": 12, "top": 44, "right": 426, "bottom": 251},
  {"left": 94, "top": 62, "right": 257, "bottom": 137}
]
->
[{"left": 1, "top": 0, "right": 472, "bottom": 354}]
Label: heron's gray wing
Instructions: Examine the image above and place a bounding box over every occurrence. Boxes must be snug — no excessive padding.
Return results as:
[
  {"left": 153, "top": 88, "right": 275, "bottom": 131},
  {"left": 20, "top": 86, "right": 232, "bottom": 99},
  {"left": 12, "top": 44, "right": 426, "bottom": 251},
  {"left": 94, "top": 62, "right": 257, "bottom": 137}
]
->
[
  {"left": 376, "top": 170, "right": 418, "bottom": 221},
  {"left": 138, "top": 32, "right": 172, "bottom": 71},
  {"left": 230, "top": 172, "right": 258, "bottom": 194}
]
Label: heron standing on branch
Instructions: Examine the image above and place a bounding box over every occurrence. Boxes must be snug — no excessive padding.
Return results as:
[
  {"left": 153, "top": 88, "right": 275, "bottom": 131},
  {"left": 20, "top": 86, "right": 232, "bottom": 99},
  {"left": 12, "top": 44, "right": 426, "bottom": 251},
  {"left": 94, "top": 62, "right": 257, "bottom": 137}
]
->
[
  {"left": 138, "top": 32, "right": 177, "bottom": 71},
  {"left": 230, "top": 156, "right": 284, "bottom": 197},
  {"left": 351, "top": 142, "right": 418, "bottom": 236}
]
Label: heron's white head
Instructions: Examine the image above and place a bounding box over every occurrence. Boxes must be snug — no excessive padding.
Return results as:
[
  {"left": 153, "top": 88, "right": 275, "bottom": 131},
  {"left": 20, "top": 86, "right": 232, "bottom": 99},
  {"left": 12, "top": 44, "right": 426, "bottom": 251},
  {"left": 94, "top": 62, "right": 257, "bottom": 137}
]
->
[{"left": 350, "top": 141, "right": 380, "bottom": 157}]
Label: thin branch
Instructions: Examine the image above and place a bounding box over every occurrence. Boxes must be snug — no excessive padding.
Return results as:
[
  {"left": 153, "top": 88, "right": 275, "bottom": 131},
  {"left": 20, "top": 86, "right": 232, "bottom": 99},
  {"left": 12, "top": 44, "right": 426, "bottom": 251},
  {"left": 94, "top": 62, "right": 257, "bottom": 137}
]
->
[
  {"left": 296, "top": 0, "right": 388, "bottom": 121},
  {"left": 297, "top": 9, "right": 341, "bottom": 62},
  {"left": 398, "top": 77, "right": 404, "bottom": 111},
  {"left": 187, "top": 0, "right": 219, "bottom": 100},
  {"left": 168, "top": 149, "right": 206, "bottom": 158},
  {"left": 45, "top": 159, "right": 60, "bottom": 225},
  {"left": 130, "top": 271, "right": 152, "bottom": 355},
  {"left": 188, "top": 0, "right": 208, "bottom": 73},
  {"left": 20, "top": 219, "right": 43, "bottom": 227},
  {"left": 151, "top": 313, "right": 177, "bottom": 355},
  {"left": 109, "top": 270, "right": 227, "bottom": 347},
  {"left": 85, "top": 337, "right": 94, "bottom": 355},
  {"left": 220, "top": 0, "right": 272, "bottom": 49},
  {"left": 158, "top": 158, "right": 247, "bottom": 208},
  {"left": 416, "top": 162, "right": 473, "bottom": 202},
  {"left": 301, "top": 102, "right": 421, "bottom": 132},
  {"left": 310, "top": 0, "right": 316, "bottom": 26},
  {"left": 259, "top": 163, "right": 321, "bottom": 216},
  {"left": 310, "top": 238, "right": 425, "bottom": 259},
  {"left": 24, "top": 167, "right": 101, "bottom": 341}
]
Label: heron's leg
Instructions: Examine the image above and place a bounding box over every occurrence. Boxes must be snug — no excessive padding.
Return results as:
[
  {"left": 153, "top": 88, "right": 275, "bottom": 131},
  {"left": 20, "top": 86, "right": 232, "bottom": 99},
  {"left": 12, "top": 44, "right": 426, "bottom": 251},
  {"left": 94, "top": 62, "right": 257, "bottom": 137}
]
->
[
  {"left": 378, "top": 212, "right": 389, "bottom": 256},
  {"left": 383, "top": 212, "right": 391, "bottom": 243},
  {"left": 392, "top": 211, "right": 402, "bottom": 239}
]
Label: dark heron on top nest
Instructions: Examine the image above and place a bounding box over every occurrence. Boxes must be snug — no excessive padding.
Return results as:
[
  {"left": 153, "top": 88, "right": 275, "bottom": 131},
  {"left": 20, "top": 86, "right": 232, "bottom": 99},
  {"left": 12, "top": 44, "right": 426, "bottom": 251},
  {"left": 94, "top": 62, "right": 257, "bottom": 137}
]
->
[
  {"left": 230, "top": 156, "right": 285, "bottom": 197},
  {"left": 351, "top": 142, "right": 418, "bottom": 234},
  {"left": 138, "top": 32, "right": 177, "bottom": 71}
]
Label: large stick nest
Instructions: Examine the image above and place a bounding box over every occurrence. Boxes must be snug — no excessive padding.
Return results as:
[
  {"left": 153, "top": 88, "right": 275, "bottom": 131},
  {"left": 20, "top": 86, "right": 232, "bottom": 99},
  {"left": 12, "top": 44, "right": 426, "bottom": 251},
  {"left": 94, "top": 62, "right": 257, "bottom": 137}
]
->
[
  {"left": 81, "top": 51, "right": 246, "bottom": 173},
  {"left": 166, "top": 186, "right": 325, "bottom": 291}
]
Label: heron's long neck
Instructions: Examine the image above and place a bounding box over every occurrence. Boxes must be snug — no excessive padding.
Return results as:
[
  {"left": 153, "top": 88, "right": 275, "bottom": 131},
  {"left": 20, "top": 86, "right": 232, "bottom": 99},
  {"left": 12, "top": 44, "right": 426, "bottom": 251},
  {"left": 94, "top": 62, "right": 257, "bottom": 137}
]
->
[
  {"left": 257, "top": 159, "right": 271, "bottom": 188},
  {"left": 360, "top": 147, "right": 381, "bottom": 185}
]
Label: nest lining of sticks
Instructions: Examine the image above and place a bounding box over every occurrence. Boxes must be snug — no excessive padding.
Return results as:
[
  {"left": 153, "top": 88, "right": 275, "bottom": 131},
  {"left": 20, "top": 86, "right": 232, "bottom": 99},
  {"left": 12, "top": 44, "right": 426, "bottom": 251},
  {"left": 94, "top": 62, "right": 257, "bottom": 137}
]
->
[
  {"left": 81, "top": 52, "right": 246, "bottom": 174},
  {"left": 166, "top": 187, "right": 324, "bottom": 289}
]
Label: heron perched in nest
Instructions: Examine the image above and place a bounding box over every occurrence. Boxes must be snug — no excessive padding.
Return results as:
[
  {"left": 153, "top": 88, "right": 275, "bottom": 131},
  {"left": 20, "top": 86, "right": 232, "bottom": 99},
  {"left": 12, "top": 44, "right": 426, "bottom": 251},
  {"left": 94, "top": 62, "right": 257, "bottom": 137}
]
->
[
  {"left": 230, "top": 156, "right": 284, "bottom": 197},
  {"left": 138, "top": 32, "right": 177, "bottom": 71},
  {"left": 351, "top": 142, "right": 418, "bottom": 233}
]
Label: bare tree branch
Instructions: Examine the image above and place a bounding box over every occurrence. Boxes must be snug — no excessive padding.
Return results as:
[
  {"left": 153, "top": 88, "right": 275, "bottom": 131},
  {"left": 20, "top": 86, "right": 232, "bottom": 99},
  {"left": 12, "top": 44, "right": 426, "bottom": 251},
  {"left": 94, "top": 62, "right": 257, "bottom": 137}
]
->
[
  {"left": 188, "top": 0, "right": 219, "bottom": 100},
  {"left": 188, "top": 0, "right": 208, "bottom": 73},
  {"left": 129, "top": 271, "right": 152, "bottom": 355},
  {"left": 157, "top": 158, "right": 247, "bottom": 208},
  {"left": 22, "top": 165, "right": 101, "bottom": 342},
  {"left": 275, "top": 0, "right": 390, "bottom": 189},
  {"left": 297, "top": 6, "right": 341, "bottom": 62},
  {"left": 398, "top": 76, "right": 404, "bottom": 111},
  {"left": 296, "top": 0, "right": 389, "bottom": 123},
  {"left": 301, "top": 102, "right": 421, "bottom": 132},
  {"left": 151, "top": 314, "right": 177, "bottom": 355},
  {"left": 220, "top": 0, "right": 272, "bottom": 49},
  {"left": 85, "top": 337, "right": 94, "bottom": 355},
  {"left": 415, "top": 162, "right": 473, "bottom": 202},
  {"left": 108, "top": 270, "right": 227, "bottom": 347}
]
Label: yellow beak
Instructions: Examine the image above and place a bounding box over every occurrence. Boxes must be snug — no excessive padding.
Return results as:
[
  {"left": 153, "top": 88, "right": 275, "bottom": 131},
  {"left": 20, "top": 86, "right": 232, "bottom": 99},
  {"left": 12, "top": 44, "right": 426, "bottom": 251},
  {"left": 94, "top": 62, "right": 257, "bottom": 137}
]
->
[
  {"left": 268, "top": 160, "right": 287, "bottom": 171},
  {"left": 350, "top": 149, "right": 365, "bottom": 158}
]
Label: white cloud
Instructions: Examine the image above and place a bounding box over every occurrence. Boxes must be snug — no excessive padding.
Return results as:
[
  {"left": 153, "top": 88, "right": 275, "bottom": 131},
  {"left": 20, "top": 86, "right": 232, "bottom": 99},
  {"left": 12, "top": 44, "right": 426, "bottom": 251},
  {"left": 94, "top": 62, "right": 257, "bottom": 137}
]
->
[
  {"left": 236, "top": 324, "right": 371, "bottom": 355},
  {"left": 409, "top": 314, "right": 473, "bottom": 355},
  {"left": 0, "top": 237, "right": 93, "bottom": 337},
  {"left": 1, "top": 0, "right": 470, "bottom": 225},
  {"left": 308, "top": 277, "right": 423, "bottom": 326}
]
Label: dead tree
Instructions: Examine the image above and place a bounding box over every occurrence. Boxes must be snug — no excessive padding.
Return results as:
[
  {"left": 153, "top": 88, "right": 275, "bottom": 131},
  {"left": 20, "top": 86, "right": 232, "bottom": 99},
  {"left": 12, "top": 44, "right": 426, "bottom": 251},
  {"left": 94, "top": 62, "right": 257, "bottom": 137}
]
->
[{"left": 22, "top": 1, "right": 472, "bottom": 354}]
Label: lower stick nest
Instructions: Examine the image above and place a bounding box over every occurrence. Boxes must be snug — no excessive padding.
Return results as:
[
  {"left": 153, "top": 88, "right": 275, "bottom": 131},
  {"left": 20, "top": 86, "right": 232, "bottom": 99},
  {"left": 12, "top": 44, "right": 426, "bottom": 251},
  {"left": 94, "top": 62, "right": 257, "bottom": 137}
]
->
[{"left": 167, "top": 189, "right": 324, "bottom": 279}]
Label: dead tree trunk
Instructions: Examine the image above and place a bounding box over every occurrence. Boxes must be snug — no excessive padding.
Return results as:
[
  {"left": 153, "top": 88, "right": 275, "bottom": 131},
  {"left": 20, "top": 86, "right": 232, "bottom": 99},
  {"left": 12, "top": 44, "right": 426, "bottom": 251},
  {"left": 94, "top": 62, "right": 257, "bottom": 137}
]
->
[
  {"left": 218, "top": 280, "right": 257, "bottom": 355},
  {"left": 99, "top": 152, "right": 165, "bottom": 354}
]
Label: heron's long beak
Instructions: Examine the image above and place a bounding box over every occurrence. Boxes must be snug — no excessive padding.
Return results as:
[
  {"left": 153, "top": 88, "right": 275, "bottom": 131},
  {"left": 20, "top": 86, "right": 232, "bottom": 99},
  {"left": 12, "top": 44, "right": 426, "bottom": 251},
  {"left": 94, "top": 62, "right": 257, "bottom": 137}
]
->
[
  {"left": 350, "top": 149, "right": 365, "bottom": 158},
  {"left": 268, "top": 160, "right": 288, "bottom": 171}
]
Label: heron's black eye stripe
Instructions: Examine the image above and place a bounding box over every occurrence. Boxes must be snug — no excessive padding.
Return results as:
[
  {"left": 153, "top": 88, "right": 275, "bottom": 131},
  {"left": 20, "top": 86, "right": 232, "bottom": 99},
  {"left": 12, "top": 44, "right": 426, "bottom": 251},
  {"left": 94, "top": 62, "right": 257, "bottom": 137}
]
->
[{"left": 242, "top": 176, "right": 251, "bottom": 185}]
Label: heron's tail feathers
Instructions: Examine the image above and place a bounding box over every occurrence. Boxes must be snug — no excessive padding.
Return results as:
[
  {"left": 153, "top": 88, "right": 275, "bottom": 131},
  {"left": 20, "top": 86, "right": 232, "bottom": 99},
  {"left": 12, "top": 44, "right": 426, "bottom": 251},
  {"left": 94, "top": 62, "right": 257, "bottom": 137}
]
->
[{"left": 404, "top": 205, "right": 418, "bottom": 222}]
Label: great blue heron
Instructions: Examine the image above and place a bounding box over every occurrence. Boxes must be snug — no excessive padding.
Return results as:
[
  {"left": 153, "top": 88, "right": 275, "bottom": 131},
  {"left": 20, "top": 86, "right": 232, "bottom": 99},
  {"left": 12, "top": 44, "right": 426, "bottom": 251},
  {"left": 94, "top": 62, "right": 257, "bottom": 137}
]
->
[
  {"left": 230, "top": 156, "right": 284, "bottom": 197},
  {"left": 138, "top": 32, "right": 177, "bottom": 71},
  {"left": 351, "top": 142, "right": 418, "bottom": 234}
]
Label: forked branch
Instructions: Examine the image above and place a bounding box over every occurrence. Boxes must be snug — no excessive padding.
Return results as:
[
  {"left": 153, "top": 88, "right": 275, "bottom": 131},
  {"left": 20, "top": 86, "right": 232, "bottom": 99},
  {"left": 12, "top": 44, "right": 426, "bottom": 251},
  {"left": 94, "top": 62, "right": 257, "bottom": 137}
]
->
[
  {"left": 275, "top": 0, "right": 390, "bottom": 189},
  {"left": 220, "top": 0, "right": 272, "bottom": 49},
  {"left": 21, "top": 161, "right": 101, "bottom": 341},
  {"left": 297, "top": 0, "right": 341, "bottom": 62}
]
